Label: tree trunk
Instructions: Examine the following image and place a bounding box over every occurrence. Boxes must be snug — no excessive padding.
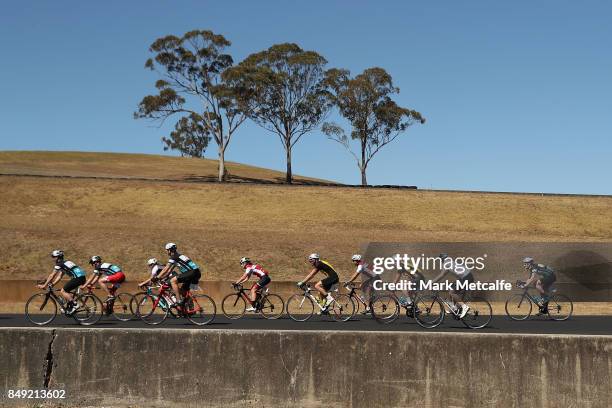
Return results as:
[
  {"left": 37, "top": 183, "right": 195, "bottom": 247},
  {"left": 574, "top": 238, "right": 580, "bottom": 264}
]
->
[
  {"left": 285, "top": 139, "right": 293, "bottom": 184},
  {"left": 218, "top": 145, "right": 226, "bottom": 182},
  {"left": 360, "top": 134, "right": 368, "bottom": 186},
  {"left": 361, "top": 166, "right": 368, "bottom": 186}
]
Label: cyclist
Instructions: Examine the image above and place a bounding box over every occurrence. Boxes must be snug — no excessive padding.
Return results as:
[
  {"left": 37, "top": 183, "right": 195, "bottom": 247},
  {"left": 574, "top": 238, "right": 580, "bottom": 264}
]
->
[
  {"left": 157, "top": 243, "right": 201, "bottom": 306},
  {"left": 138, "top": 258, "right": 166, "bottom": 288},
  {"left": 37, "top": 250, "right": 87, "bottom": 315},
  {"left": 83, "top": 256, "right": 126, "bottom": 301},
  {"left": 431, "top": 253, "right": 473, "bottom": 318},
  {"left": 520, "top": 257, "right": 557, "bottom": 315},
  {"left": 234, "top": 257, "right": 271, "bottom": 312},
  {"left": 344, "top": 254, "right": 379, "bottom": 314},
  {"left": 297, "top": 253, "right": 339, "bottom": 309},
  {"left": 394, "top": 259, "right": 425, "bottom": 310}
]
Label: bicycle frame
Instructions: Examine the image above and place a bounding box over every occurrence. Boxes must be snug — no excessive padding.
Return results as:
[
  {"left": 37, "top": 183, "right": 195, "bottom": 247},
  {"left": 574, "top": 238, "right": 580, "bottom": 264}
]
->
[{"left": 298, "top": 285, "right": 337, "bottom": 311}]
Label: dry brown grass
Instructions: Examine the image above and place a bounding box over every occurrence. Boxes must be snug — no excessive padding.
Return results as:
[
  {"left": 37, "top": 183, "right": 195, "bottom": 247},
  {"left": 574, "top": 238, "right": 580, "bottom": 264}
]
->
[
  {"left": 1, "top": 170, "right": 611, "bottom": 282},
  {"left": 0, "top": 151, "right": 333, "bottom": 184}
]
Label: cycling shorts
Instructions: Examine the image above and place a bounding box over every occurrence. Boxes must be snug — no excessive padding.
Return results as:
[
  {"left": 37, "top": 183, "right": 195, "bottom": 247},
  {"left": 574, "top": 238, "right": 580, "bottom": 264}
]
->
[
  {"left": 321, "top": 273, "right": 339, "bottom": 291},
  {"left": 102, "top": 272, "right": 125, "bottom": 284},
  {"left": 539, "top": 274, "right": 556, "bottom": 292},
  {"left": 254, "top": 275, "right": 271, "bottom": 288},
  {"left": 177, "top": 268, "right": 201, "bottom": 292},
  {"left": 63, "top": 276, "right": 86, "bottom": 293}
]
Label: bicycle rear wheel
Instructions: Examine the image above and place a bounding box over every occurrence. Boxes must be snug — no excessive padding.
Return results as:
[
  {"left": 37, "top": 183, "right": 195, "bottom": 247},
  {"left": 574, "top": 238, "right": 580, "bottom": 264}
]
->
[
  {"left": 221, "top": 293, "right": 246, "bottom": 319},
  {"left": 286, "top": 294, "right": 314, "bottom": 322},
  {"left": 186, "top": 294, "right": 216, "bottom": 325},
  {"left": 74, "top": 294, "right": 103, "bottom": 326},
  {"left": 260, "top": 294, "right": 284, "bottom": 319},
  {"left": 505, "top": 294, "right": 532, "bottom": 321},
  {"left": 112, "top": 292, "right": 135, "bottom": 322},
  {"left": 330, "top": 294, "right": 355, "bottom": 322},
  {"left": 137, "top": 294, "right": 169, "bottom": 325},
  {"left": 413, "top": 295, "right": 445, "bottom": 329},
  {"left": 461, "top": 297, "right": 492, "bottom": 329},
  {"left": 25, "top": 293, "right": 58, "bottom": 326},
  {"left": 370, "top": 295, "right": 399, "bottom": 324},
  {"left": 547, "top": 294, "right": 573, "bottom": 321}
]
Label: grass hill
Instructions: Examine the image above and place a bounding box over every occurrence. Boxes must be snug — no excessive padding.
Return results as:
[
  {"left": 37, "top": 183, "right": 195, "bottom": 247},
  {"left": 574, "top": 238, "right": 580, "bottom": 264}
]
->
[{"left": 1, "top": 151, "right": 611, "bottom": 281}]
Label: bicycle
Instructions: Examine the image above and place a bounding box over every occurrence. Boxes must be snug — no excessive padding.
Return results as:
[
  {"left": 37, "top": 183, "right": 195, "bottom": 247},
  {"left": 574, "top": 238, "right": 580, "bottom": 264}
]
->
[
  {"left": 221, "top": 283, "right": 284, "bottom": 320},
  {"left": 344, "top": 282, "right": 372, "bottom": 317},
  {"left": 286, "top": 283, "right": 354, "bottom": 322},
  {"left": 84, "top": 284, "right": 135, "bottom": 322},
  {"left": 136, "top": 279, "right": 216, "bottom": 325},
  {"left": 505, "top": 280, "right": 573, "bottom": 321},
  {"left": 413, "top": 291, "right": 492, "bottom": 329},
  {"left": 25, "top": 282, "right": 103, "bottom": 326}
]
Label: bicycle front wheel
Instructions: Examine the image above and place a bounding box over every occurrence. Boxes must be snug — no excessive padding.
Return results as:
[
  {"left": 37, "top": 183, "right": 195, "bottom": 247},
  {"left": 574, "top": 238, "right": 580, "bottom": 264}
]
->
[
  {"left": 414, "top": 295, "right": 445, "bottom": 329},
  {"left": 505, "top": 294, "right": 532, "bottom": 321},
  {"left": 137, "top": 294, "right": 169, "bottom": 325},
  {"left": 260, "top": 294, "right": 284, "bottom": 320},
  {"left": 25, "top": 293, "right": 58, "bottom": 326},
  {"left": 461, "top": 297, "right": 492, "bottom": 329},
  {"left": 548, "top": 294, "right": 573, "bottom": 321},
  {"left": 74, "top": 294, "right": 103, "bottom": 326},
  {"left": 286, "top": 294, "right": 314, "bottom": 322},
  {"left": 221, "top": 293, "right": 246, "bottom": 319},
  {"left": 186, "top": 294, "right": 216, "bottom": 325},
  {"left": 370, "top": 295, "right": 399, "bottom": 324},
  {"left": 330, "top": 294, "right": 355, "bottom": 322},
  {"left": 112, "top": 292, "right": 135, "bottom": 322}
]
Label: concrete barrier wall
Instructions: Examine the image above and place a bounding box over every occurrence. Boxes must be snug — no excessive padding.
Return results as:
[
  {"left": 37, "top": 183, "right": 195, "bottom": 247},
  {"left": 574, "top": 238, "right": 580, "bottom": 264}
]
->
[{"left": 1, "top": 328, "right": 611, "bottom": 407}]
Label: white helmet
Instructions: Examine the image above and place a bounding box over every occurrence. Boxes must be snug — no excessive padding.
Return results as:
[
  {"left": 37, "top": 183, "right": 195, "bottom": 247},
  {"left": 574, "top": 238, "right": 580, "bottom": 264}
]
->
[
  {"left": 522, "top": 257, "right": 534, "bottom": 264},
  {"left": 147, "top": 258, "right": 158, "bottom": 266},
  {"left": 351, "top": 254, "right": 362, "bottom": 262},
  {"left": 51, "top": 249, "right": 64, "bottom": 258},
  {"left": 308, "top": 253, "right": 320, "bottom": 261},
  {"left": 165, "top": 242, "right": 177, "bottom": 251},
  {"left": 239, "top": 257, "right": 251, "bottom": 266}
]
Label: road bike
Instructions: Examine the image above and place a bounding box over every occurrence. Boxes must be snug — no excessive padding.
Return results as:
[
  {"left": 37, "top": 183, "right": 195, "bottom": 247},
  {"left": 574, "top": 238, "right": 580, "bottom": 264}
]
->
[
  {"left": 413, "top": 291, "right": 492, "bottom": 329},
  {"left": 221, "top": 283, "right": 284, "bottom": 319},
  {"left": 344, "top": 282, "right": 372, "bottom": 318},
  {"left": 25, "top": 282, "right": 103, "bottom": 326},
  {"left": 136, "top": 279, "right": 216, "bottom": 325},
  {"left": 505, "top": 280, "right": 572, "bottom": 321},
  {"left": 84, "top": 284, "right": 135, "bottom": 322},
  {"left": 286, "top": 283, "right": 354, "bottom": 322}
]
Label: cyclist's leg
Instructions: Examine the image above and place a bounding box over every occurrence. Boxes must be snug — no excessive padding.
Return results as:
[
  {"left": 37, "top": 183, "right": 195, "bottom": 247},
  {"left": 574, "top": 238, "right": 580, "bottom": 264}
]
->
[
  {"left": 314, "top": 280, "right": 328, "bottom": 300},
  {"left": 252, "top": 275, "right": 270, "bottom": 303},
  {"left": 62, "top": 276, "right": 85, "bottom": 310},
  {"left": 170, "top": 275, "right": 183, "bottom": 301},
  {"left": 539, "top": 276, "right": 556, "bottom": 311}
]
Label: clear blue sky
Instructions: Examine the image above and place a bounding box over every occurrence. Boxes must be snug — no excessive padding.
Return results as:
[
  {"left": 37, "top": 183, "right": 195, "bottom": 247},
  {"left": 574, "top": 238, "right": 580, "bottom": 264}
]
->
[{"left": 1, "top": 1, "right": 610, "bottom": 194}]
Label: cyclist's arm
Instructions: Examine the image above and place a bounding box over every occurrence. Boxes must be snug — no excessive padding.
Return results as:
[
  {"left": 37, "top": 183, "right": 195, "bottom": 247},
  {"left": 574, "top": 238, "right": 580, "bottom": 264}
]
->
[
  {"left": 50, "top": 271, "right": 63, "bottom": 286},
  {"left": 346, "top": 270, "right": 360, "bottom": 284},
  {"left": 139, "top": 277, "right": 153, "bottom": 287},
  {"left": 83, "top": 272, "right": 96, "bottom": 287},
  {"left": 40, "top": 270, "right": 59, "bottom": 287},
  {"left": 157, "top": 263, "right": 175, "bottom": 280},
  {"left": 524, "top": 272, "right": 537, "bottom": 287},
  {"left": 235, "top": 272, "right": 249, "bottom": 285},
  {"left": 301, "top": 268, "right": 318, "bottom": 284}
]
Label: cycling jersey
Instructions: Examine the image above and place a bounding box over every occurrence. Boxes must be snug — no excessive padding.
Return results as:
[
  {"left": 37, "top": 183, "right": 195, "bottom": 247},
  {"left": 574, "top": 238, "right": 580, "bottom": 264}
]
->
[
  {"left": 168, "top": 253, "right": 199, "bottom": 274},
  {"left": 94, "top": 263, "right": 122, "bottom": 276},
  {"left": 54, "top": 260, "right": 86, "bottom": 278},
  {"left": 355, "top": 262, "right": 375, "bottom": 278},
  {"left": 150, "top": 263, "right": 165, "bottom": 278},
  {"left": 315, "top": 260, "right": 338, "bottom": 278},
  {"left": 443, "top": 260, "right": 472, "bottom": 279},
  {"left": 245, "top": 264, "right": 268, "bottom": 278},
  {"left": 529, "top": 264, "right": 555, "bottom": 281}
]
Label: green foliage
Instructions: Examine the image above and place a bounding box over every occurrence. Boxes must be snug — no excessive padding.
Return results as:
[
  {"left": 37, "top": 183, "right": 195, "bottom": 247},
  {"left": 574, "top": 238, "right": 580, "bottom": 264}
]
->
[
  {"left": 323, "top": 67, "right": 425, "bottom": 185},
  {"left": 162, "top": 113, "right": 210, "bottom": 158}
]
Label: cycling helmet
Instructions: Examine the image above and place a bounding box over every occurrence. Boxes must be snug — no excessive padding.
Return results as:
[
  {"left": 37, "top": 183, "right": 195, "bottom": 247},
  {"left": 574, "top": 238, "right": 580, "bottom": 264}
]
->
[
  {"left": 351, "top": 254, "right": 362, "bottom": 262},
  {"left": 308, "top": 253, "right": 320, "bottom": 261},
  {"left": 147, "top": 258, "right": 158, "bottom": 266},
  {"left": 51, "top": 249, "right": 64, "bottom": 258},
  {"left": 165, "top": 242, "right": 177, "bottom": 251},
  {"left": 89, "top": 255, "right": 102, "bottom": 265},
  {"left": 239, "top": 257, "right": 251, "bottom": 266},
  {"left": 522, "top": 257, "right": 534, "bottom": 264}
]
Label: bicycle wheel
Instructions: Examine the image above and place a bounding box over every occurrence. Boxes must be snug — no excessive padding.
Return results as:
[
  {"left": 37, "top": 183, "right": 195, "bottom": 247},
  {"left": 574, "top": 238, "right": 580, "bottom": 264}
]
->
[
  {"left": 25, "top": 293, "right": 58, "bottom": 326},
  {"left": 112, "top": 292, "right": 135, "bottom": 322},
  {"left": 222, "top": 293, "right": 246, "bottom": 320},
  {"left": 330, "top": 294, "right": 355, "bottom": 322},
  {"left": 74, "top": 294, "right": 103, "bottom": 326},
  {"left": 137, "top": 294, "right": 169, "bottom": 325},
  {"left": 370, "top": 295, "right": 399, "bottom": 324},
  {"left": 505, "top": 294, "right": 533, "bottom": 321},
  {"left": 286, "top": 294, "right": 314, "bottom": 322},
  {"left": 260, "top": 294, "right": 284, "bottom": 319},
  {"left": 547, "top": 294, "right": 573, "bottom": 321},
  {"left": 130, "top": 291, "right": 148, "bottom": 315},
  {"left": 461, "top": 297, "right": 492, "bottom": 329},
  {"left": 186, "top": 294, "right": 216, "bottom": 325},
  {"left": 413, "top": 295, "right": 445, "bottom": 329}
]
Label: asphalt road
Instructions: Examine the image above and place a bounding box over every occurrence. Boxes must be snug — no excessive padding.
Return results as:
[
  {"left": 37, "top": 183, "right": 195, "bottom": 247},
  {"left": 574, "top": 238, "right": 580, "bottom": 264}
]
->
[{"left": 2, "top": 314, "right": 612, "bottom": 335}]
